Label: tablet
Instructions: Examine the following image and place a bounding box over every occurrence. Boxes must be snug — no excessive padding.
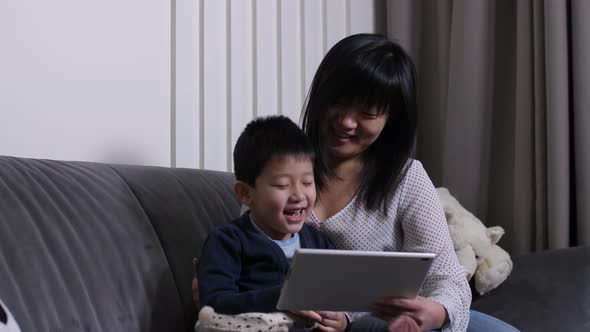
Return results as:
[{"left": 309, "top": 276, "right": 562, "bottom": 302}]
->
[{"left": 276, "top": 248, "right": 435, "bottom": 312}]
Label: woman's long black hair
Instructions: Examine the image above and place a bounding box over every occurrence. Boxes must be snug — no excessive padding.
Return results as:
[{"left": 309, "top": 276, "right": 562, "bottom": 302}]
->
[{"left": 301, "top": 33, "right": 417, "bottom": 214}]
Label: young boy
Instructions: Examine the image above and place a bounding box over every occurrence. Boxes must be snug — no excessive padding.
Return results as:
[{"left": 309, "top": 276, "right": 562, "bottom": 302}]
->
[{"left": 197, "top": 115, "right": 334, "bottom": 315}]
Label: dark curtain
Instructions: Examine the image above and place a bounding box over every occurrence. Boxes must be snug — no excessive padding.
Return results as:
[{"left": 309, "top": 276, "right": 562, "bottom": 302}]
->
[{"left": 386, "top": 0, "right": 590, "bottom": 255}]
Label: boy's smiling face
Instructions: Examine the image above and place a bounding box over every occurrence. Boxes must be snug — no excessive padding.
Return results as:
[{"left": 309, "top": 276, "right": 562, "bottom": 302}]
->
[{"left": 235, "top": 155, "right": 316, "bottom": 240}]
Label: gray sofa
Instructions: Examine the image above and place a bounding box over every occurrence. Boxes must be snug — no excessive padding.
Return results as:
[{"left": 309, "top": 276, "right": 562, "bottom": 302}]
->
[{"left": 0, "top": 156, "right": 587, "bottom": 331}]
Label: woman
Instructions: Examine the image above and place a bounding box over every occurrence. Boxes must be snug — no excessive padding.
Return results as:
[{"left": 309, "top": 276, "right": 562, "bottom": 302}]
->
[
  {"left": 299, "top": 33, "right": 465, "bottom": 331},
  {"left": 298, "top": 33, "right": 517, "bottom": 332}
]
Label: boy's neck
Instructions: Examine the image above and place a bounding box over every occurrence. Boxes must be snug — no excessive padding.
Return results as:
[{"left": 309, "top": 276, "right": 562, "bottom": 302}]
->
[{"left": 248, "top": 213, "right": 294, "bottom": 241}]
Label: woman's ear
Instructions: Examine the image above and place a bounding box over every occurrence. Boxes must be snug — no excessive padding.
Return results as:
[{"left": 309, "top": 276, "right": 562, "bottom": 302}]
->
[{"left": 234, "top": 181, "right": 254, "bottom": 207}]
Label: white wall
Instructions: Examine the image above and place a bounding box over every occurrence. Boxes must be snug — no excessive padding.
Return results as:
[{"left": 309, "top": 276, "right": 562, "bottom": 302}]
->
[
  {"left": 0, "top": 0, "right": 385, "bottom": 171},
  {"left": 0, "top": 1, "right": 172, "bottom": 166}
]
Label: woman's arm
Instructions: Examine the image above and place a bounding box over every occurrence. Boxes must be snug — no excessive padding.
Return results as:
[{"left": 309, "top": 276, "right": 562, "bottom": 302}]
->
[{"left": 395, "top": 161, "right": 471, "bottom": 331}]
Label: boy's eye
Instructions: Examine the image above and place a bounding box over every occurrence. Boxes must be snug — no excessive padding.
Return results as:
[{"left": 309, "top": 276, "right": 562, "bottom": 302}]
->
[
  {"left": 272, "top": 184, "right": 289, "bottom": 189},
  {"left": 302, "top": 181, "right": 314, "bottom": 186}
]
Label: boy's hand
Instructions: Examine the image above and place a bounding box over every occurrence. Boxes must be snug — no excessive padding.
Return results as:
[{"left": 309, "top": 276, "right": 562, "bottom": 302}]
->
[
  {"left": 314, "top": 311, "right": 348, "bottom": 332},
  {"left": 291, "top": 310, "right": 348, "bottom": 332}
]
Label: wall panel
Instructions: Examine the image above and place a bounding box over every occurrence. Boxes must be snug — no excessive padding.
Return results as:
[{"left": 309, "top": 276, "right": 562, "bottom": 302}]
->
[
  {"left": 177, "top": 0, "right": 385, "bottom": 172},
  {"left": 326, "top": 0, "right": 348, "bottom": 50},
  {"left": 280, "top": 0, "right": 304, "bottom": 122},
  {"left": 229, "top": 0, "right": 255, "bottom": 171},
  {"left": 302, "top": 0, "right": 325, "bottom": 98},
  {"left": 175, "top": 0, "right": 200, "bottom": 168},
  {"left": 350, "top": 0, "right": 376, "bottom": 34},
  {"left": 255, "top": 0, "right": 279, "bottom": 117},
  {"left": 202, "top": 0, "right": 228, "bottom": 170}
]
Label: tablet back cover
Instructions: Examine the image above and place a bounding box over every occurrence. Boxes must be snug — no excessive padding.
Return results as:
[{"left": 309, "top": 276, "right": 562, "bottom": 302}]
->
[{"left": 276, "top": 249, "right": 434, "bottom": 311}]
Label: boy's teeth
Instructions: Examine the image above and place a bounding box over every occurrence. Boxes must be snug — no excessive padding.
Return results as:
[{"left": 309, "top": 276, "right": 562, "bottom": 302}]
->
[{"left": 285, "top": 209, "right": 304, "bottom": 216}]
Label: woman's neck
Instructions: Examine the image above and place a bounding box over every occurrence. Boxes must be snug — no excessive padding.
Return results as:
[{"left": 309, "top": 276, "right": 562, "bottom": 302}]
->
[
  {"left": 329, "top": 156, "right": 364, "bottom": 181},
  {"left": 313, "top": 157, "right": 363, "bottom": 222}
]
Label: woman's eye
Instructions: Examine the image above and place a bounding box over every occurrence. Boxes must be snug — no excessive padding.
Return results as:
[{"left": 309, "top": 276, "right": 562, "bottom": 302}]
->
[
  {"left": 273, "top": 184, "right": 288, "bottom": 189},
  {"left": 361, "top": 109, "right": 384, "bottom": 117},
  {"left": 302, "top": 181, "right": 314, "bottom": 186},
  {"left": 361, "top": 111, "right": 379, "bottom": 118}
]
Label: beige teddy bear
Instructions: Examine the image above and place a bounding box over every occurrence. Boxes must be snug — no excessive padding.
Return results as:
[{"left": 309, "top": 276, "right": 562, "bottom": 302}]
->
[{"left": 436, "top": 187, "right": 513, "bottom": 295}]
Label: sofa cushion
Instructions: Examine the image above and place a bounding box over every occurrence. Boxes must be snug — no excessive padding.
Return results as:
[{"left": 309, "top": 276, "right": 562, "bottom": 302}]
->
[
  {"left": 0, "top": 157, "right": 183, "bottom": 331},
  {"left": 111, "top": 165, "right": 241, "bottom": 330},
  {"left": 471, "top": 246, "right": 590, "bottom": 331}
]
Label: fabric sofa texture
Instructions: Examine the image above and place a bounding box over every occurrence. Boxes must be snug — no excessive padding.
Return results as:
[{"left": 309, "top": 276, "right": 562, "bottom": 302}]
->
[
  {"left": 0, "top": 156, "right": 239, "bottom": 331},
  {"left": 0, "top": 155, "right": 587, "bottom": 331}
]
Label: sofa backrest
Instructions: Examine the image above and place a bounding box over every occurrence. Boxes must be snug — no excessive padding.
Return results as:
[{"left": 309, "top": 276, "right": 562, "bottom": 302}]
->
[
  {"left": 110, "top": 163, "right": 241, "bottom": 330},
  {"left": 0, "top": 156, "right": 240, "bottom": 332}
]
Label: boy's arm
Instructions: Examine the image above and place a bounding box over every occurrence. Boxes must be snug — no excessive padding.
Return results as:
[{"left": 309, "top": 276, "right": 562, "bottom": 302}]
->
[{"left": 198, "top": 228, "right": 282, "bottom": 314}]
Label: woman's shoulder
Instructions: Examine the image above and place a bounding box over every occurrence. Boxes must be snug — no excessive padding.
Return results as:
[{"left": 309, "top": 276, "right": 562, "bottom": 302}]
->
[
  {"left": 398, "top": 159, "right": 437, "bottom": 192},
  {"left": 404, "top": 159, "right": 429, "bottom": 179},
  {"left": 390, "top": 159, "right": 439, "bottom": 210}
]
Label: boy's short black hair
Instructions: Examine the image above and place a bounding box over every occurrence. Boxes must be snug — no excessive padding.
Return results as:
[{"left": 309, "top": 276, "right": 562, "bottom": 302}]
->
[{"left": 233, "top": 115, "right": 314, "bottom": 186}]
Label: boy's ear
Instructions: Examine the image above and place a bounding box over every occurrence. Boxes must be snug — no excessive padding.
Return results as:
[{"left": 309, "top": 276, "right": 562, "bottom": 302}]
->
[{"left": 234, "top": 181, "right": 254, "bottom": 206}]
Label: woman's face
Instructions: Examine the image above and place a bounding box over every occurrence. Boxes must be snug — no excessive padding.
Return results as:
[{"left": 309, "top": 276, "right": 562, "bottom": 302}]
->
[{"left": 323, "top": 103, "right": 389, "bottom": 163}]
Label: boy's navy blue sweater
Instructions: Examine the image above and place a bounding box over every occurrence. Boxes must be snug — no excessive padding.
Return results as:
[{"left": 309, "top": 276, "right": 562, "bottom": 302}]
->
[{"left": 197, "top": 212, "right": 334, "bottom": 314}]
